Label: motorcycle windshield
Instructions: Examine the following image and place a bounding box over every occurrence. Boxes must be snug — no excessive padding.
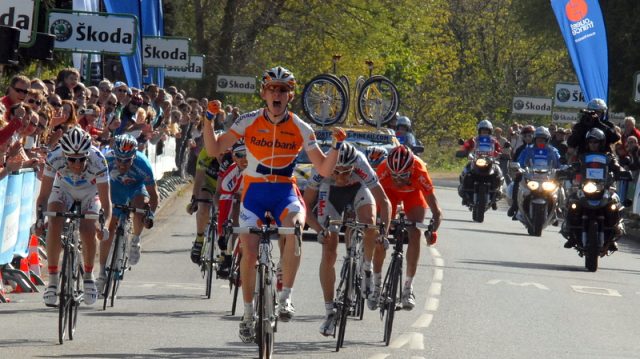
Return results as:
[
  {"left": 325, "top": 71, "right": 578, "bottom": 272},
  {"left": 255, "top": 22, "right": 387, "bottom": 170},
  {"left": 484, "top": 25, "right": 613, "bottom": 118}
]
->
[
  {"left": 475, "top": 135, "right": 494, "bottom": 156},
  {"left": 582, "top": 153, "right": 608, "bottom": 181},
  {"left": 531, "top": 147, "right": 551, "bottom": 170}
]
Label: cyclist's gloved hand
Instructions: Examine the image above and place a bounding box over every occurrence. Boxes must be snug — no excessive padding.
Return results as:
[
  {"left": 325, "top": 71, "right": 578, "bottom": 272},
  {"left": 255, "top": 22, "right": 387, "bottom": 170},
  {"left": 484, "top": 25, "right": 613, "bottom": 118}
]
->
[
  {"left": 317, "top": 229, "right": 328, "bottom": 244},
  {"left": 426, "top": 231, "right": 437, "bottom": 246},
  {"left": 205, "top": 100, "right": 222, "bottom": 120},
  {"left": 186, "top": 196, "right": 197, "bottom": 214},
  {"left": 144, "top": 212, "right": 155, "bottom": 229},
  {"left": 331, "top": 127, "right": 347, "bottom": 150}
]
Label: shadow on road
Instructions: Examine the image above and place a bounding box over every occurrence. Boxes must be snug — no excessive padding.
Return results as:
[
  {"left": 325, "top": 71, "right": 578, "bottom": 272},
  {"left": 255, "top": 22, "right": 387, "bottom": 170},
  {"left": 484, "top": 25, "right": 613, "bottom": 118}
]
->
[
  {"left": 143, "top": 248, "right": 190, "bottom": 255},
  {"left": 0, "top": 339, "right": 51, "bottom": 348},
  {"left": 452, "top": 227, "right": 531, "bottom": 237},
  {"left": 459, "top": 259, "right": 583, "bottom": 272},
  {"left": 86, "top": 309, "right": 220, "bottom": 319}
]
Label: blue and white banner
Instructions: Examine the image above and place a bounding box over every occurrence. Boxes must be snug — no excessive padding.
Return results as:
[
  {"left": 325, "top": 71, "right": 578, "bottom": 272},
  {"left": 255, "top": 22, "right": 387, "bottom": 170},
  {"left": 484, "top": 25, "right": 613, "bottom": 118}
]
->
[
  {"left": 0, "top": 174, "right": 22, "bottom": 263},
  {"left": 15, "top": 171, "right": 36, "bottom": 258},
  {"left": 551, "top": 0, "right": 608, "bottom": 102}
]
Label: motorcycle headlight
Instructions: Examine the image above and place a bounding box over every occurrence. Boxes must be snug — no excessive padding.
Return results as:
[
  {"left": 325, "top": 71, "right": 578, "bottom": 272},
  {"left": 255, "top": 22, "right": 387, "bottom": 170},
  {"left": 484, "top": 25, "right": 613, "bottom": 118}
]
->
[
  {"left": 541, "top": 181, "right": 557, "bottom": 191},
  {"left": 582, "top": 181, "right": 599, "bottom": 194},
  {"left": 475, "top": 158, "right": 488, "bottom": 167},
  {"left": 526, "top": 181, "right": 540, "bottom": 191}
]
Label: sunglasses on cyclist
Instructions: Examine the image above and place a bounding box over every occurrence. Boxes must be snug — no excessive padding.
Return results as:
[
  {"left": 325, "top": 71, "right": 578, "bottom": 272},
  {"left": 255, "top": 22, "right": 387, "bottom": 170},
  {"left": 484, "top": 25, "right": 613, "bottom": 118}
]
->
[
  {"left": 66, "top": 156, "right": 87, "bottom": 163},
  {"left": 391, "top": 171, "right": 411, "bottom": 180},
  {"left": 12, "top": 86, "right": 28, "bottom": 95},
  {"left": 116, "top": 157, "right": 134, "bottom": 164},
  {"left": 233, "top": 151, "right": 246, "bottom": 159},
  {"left": 265, "top": 85, "right": 290, "bottom": 94},
  {"left": 333, "top": 167, "right": 353, "bottom": 175}
]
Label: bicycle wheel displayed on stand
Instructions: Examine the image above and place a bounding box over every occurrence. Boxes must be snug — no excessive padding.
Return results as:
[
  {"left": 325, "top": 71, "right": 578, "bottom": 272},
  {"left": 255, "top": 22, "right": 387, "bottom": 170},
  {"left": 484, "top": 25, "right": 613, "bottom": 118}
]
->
[
  {"left": 301, "top": 74, "right": 349, "bottom": 126},
  {"left": 356, "top": 75, "right": 399, "bottom": 127}
]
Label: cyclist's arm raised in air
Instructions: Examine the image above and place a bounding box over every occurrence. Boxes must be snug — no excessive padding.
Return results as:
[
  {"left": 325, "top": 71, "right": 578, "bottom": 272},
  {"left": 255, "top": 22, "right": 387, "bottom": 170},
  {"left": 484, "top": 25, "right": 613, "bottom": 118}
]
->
[
  {"left": 203, "top": 119, "right": 237, "bottom": 158},
  {"left": 306, "top": 127, "right": 345, "bottom": 177}
]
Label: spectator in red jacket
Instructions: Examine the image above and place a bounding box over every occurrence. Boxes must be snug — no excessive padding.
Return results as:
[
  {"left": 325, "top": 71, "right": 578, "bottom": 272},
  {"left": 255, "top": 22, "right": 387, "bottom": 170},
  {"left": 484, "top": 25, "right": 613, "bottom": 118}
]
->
[{"left": 1, "top": 75, "right": 30, "bottom": 119}]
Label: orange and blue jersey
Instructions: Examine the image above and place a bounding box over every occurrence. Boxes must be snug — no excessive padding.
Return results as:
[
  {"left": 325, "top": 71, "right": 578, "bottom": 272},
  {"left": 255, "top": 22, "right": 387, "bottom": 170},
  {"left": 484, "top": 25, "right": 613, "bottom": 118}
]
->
[
  {"left": 229, "top": 109, "right": 318, "bottom": 226},
  {"left": 377, "top": 157, "right": 434, "bottom": 217}
]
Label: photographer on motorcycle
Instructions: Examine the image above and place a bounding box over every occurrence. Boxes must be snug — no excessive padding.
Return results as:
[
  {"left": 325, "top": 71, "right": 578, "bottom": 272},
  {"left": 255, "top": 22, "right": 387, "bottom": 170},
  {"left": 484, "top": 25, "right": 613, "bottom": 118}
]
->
[
  {"left": 507, "top": 127, "right": 561, "bottom": 219},
  {"left": 561, "top": 128, "right": 628, "bottom": 251},
  {"left": 457, "top": 119, "right": 504, "bottom": 206},
  {"left": 567, "top": 98, "right": 619, "bottom": 157}
]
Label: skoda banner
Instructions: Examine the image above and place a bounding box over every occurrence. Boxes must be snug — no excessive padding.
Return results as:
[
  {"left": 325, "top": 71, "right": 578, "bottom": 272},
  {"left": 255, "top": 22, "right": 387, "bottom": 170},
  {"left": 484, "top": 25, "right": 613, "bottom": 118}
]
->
[
  {"left": 552, "top": 109, "right": 579, "bottom": 124},
  {"left": 166, "top": 55, "right": 204, "bottom": 79},
  {"left": 143, "top": 37, "right": 190, "bottom": 68},
  {"left": 48, "top": 10, "right": 137, "bottom": 55},
  {"left": 512, "top": 96, "right": 552, "bottom": 116},
  {"left": 554, "top": 83, "right": 586, "bottom": 109},
  {"left": 0, "top": 0, "right": 39, "bottom": 45},
  {"left": 216, "top": 75, "right": 257, "bottom": 94},
  {"left": 551, "top": 0, "right": 608, "bottom": 102}
]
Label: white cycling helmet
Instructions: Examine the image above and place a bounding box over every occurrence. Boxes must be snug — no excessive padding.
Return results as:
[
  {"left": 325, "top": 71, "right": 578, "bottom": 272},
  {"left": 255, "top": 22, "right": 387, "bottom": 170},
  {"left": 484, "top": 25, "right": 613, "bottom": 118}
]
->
[
  {"left": 59, "top": 126, "right": 92, "bottom": 156},
  {"left": 337, "top": 142, "right": 358, "bottom": 167},
  {"left": 261, "top": 66, "right": 296, "bottom": 90}
]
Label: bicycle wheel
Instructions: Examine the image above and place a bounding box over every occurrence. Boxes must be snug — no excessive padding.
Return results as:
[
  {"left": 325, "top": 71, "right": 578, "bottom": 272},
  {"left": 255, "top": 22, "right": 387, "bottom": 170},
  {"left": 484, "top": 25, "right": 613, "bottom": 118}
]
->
[
  {"left": 357, "top": 75, "right": 399, "bottom": 126},
  {"left": 205, "top": 223, "right": 217, "bottom": 299},
  {"left": 336, "top": 257, "right": 354, "bottom": 352},
  {"left": 58, "top": 246, "right": 70, "bottom": 344},
  {"left": 257, "top": 265, "right": 274, "bottom": 359},
  {"left": 230, "top": 252, "right": 241, "bottom": 315},
  {"left": 383, "top": 258, "right": 401, "bottom": 346},
  {"left": 103, "top": 230, "right": 120, "bottom": 310},
  {"left": 110, "top": 232, "right": 127, "bottom": 307},
  {"left": 69, "top": 249, "right": 81, "bottom": 340},
  {"left": 302, "top": 74, "right": 348, "bottom": 126}
]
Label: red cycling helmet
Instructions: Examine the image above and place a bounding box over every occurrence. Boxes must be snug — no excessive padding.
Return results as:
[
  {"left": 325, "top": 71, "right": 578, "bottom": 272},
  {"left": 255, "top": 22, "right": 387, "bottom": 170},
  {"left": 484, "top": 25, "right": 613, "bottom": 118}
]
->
[{"left": 387, "top": 145, "right": 414, "bottom": 174}]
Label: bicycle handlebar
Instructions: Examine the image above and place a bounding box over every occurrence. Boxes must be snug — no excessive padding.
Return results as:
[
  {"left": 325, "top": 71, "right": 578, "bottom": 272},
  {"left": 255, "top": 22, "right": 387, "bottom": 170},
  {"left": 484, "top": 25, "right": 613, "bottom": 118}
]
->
[
  {"left": 233, "top": 226, "right": 296, "bottom": 235},
  {"left": 43, "top": 211, "right": 101, "bottom": 220},
  {"left": 113, "top": 204, "right": 148, "bottom": 215}
]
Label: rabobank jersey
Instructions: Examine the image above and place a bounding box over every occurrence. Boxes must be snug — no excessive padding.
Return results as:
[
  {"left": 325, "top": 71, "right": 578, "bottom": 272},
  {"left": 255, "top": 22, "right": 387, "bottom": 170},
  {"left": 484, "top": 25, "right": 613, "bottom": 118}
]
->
[
  {"left": 307, "top": 150, "right": 378, "bottom": 190},
  {"left": 106, "top": 150, "right": 155, "bottom": 189},
  {"left": 229, "top": 109, "right": 318, "bottom": 184},
  {"left": 44, "top": 145, "right": 109, "bottom": 189}
]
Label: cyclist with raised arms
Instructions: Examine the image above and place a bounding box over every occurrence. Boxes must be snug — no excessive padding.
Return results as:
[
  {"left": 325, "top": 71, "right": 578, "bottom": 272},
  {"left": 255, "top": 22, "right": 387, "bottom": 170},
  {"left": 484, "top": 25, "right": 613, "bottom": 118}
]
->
[
  {"left": 302, "top": 142, "right": 392, "bottom": 336},
  {"left": 203, "top": 66, "right": 345, "bottom": 343},
  {"left": 97, "top": 134, "right": 158, "bottom": 291},
  {"left": 375, "top": 145, "right": 442, "bottom": 310},
  {"left": 36, "top": 127, "right": 112, "bottom": 306}
]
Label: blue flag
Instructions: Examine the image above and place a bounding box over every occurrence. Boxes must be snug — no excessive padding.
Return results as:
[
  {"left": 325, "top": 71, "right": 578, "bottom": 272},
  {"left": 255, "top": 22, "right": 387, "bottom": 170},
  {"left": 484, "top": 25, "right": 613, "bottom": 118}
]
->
[{"left": 551, "top": 0, "right": 608, "bottom": 102}]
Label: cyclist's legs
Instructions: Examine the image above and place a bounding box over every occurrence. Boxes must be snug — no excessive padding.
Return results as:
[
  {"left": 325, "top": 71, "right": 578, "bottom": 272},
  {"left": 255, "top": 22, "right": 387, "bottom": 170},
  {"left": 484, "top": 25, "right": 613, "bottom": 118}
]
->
[
  {"left": 317, "top": 183, "right": 342, "bottom": 303},
  {"left": 403, "top": 193, "right": 428, "bottom": 279},
  {"left": 279, "top": 210, "right": 305, "bottom": 289},
  {"left": 196, "top": 187, "right": 213, "bottom": 237},
  {"left": 239, "top": 232, "right": 259, "bottom": 304},
  {"left": 45, "top": 201, "right": 66, "bottom": 272},
  {"left": 355, "top": 187, "right": 379, "bottom": 273},
  {"left": 79, "top": 193, "right": 102, "bottom": 273}
]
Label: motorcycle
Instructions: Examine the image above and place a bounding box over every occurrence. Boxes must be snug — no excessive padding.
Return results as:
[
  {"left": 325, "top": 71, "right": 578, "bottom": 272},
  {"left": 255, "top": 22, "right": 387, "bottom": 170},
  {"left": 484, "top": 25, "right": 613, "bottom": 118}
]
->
[
  {"left": 509, "top": 163, "right": 562, "bottom": 236},
  {"left": 559, "top": 153, "right": 632, "bottom": 272},
  {"left": 457, "top": 135, "right": 503, "bottom": 223}
]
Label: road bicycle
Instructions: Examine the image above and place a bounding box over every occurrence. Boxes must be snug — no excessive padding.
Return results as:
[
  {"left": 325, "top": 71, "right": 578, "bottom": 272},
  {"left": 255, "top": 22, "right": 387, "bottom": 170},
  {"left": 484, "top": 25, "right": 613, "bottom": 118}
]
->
[
  {"left": 327, "top": 211, "right": 381, "bottom": 352},
  {"left": 42, "top": 202, "right": 104, "bottom": 344},
  {"left": 379, "top": 212, "right": 433, "bottom": 346},
  {"left": 224, "top": 220, "right": 242, "bottom": 315},
  {"left": 233, "top": 215, "right": 301, "bottom": 359},
  {"left": 103, "top": 203, "right": 149, "bottom": 310},
  {"left": 193, "top": 194, "right": 218, "bottom": 299}
]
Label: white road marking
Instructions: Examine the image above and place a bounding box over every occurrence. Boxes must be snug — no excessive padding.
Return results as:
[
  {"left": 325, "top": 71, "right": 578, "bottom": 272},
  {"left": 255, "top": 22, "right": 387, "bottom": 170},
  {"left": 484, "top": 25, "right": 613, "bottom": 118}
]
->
[
  {"left": 433, "top": 257, "right": 444, "bottom": 267},
  {"left": 411, "top": 313, "right": 433, "bottom": 328},
  {"left": 432, "top": 268, "right": 444, "bottom": 282},
  {"left": 411, "top": 357, "right": 426, "bottom": 359},
  {"left": 220, "top": 284, "right": 229, "bottom": 289},
  {"left": 428, "top": 282, "right": 442, "bottom": 296},
  {"left": 389, "top": 332, "right": 424, "bottom": 350},
  {"left": 429, "top": 247, "right": 441, "bottom": 257},
  {"left": 571, "top": 285, "right": 622, "bottom": 297},
  {"left": 487, "top": 279, "right": 550, "bottom": 290},
  {"left": 368, "top": 354, "right": 390, "bottom": 359},
  {"left": 425, "top": 297, "right": 439, "bottom": 311}
]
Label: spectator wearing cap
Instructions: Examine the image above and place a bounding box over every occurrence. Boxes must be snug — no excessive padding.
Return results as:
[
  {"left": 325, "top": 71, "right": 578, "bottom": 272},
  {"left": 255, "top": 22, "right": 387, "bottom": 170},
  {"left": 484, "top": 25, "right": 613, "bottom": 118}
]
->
[
  {"left": 97, "top": 80, "right": 113, "bottom": 107},
  {"left": 78, "top": 104, "right": 103, "bottom": 137},
  {"left": 54, "top": 67, "right": 80, "bottom": 101},
  {"left": 2, "top": 75, "right": 31, "bottom": 118}
]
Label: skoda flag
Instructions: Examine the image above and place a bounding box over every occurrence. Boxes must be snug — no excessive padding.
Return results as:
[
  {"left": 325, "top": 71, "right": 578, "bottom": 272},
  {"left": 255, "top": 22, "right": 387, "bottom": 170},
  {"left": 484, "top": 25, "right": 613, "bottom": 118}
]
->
[{"left": 551, "top": 0, "right": 608, "bottom": 102}]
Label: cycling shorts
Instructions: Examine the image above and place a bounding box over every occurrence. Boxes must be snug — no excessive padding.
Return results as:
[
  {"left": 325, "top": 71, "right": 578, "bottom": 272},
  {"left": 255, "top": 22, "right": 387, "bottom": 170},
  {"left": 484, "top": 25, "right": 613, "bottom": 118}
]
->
[
  {"left": 239, "top": 182, "right": 304, "bottom": 227},
  {"left": 317, "top": 182, "right": 375, "bottom": 233},
  {"left": 48, "top": 185, "right": 101, "bottom": 214},
  {"left": 111, "top": 182, "right": 149, "bottom": 217},
  {"left": 385, "top": 188, "right": 427, "bottom": 218}
]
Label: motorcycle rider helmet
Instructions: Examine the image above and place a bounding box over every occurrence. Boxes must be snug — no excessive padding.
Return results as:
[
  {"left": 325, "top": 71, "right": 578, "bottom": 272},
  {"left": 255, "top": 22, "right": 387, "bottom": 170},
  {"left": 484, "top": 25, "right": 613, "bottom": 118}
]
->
[
  {"left": 387, "top": 145, "right": 414, "bottom": 174},
  {"left": 585, "top": 128, "right": 606, "bottom": 152},
  {"left": 59, "top": 126, "right": 92, "bottom": 156},
  {"left": 365, "top": 145, "right": 388, "bottom": 167},
  {"left": 477, "top": 120, "right": 493, "bottom": 135},
  {"left": 113, "top": 134, "right": 138, "bottom": 159},
  {"left": 586, "top": 98, "right": 607, "bottom": 121},
  {"left": 534, "top": 126, "right": 551, "bottom": 143},
  {"left": 396, "top": 116, "right": 412, "bottom": 131},
  {"left": 521, "top": 125, "right": 535, "bottom": 136},
  {"left": 261, "top": 66, "right": 296, "bottom": 90},
  {"left": 337, "top": 142, "right": 358, "bottom": 167}
]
